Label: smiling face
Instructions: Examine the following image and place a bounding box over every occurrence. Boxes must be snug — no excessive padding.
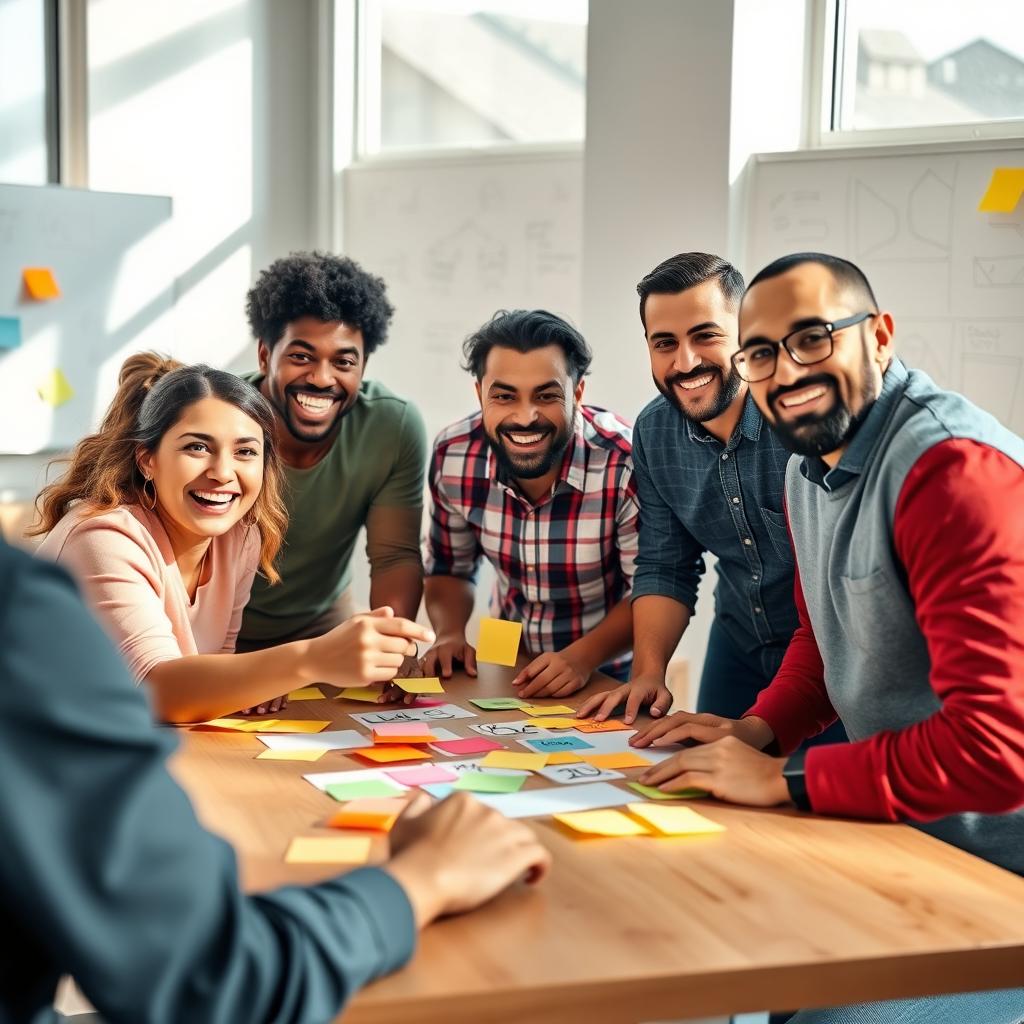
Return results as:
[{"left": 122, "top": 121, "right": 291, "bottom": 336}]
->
[
  {"left": 739, "top": 263, "right": 893, "bottom": 461},
  {"left": 258, "top": 316, "right": 364, "bottom": 444},
  {"left": 137, "top": 396, "right": 265, "bottom": 546},
  {"left": 644, "top": 281, "right": 744, "bottom": 424},
  {"left": 476, "top": 344, "right": 584, "bottom": 482}
]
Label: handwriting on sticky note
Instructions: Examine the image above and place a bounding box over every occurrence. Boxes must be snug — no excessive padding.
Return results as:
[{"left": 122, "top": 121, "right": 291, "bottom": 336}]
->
[
  {"left": 22, "top": 267, "right": 60, "bottom": 300},
  {"left": 285, "top": 836, "right": 372, "bottom": 864},
  {"left": 978, "top": 167, "right": 1024, "bottom": 213},
  {"left": 476, "top": 618, "right": 522, "bottom": 666},
  {"left": 539, "top": 762, "right": 624, "bottom": 785},
  {"left": 453, "top": 770, "right": 527, "bottom": 794},
  {"left": 37, "top": 369, "right": 74, "bottom": 408},
  {"left": 575, "top": 719, "right": 632, "bottom": 734},
  {"left": 470, "top": 696, "right": 526, "bottom": 711},
  {"left": 395, "top": 676, "right": 445, "bottom": 694},
  {"left": 526, "top": 736, "right": 594, "bottom": 753},
  {"left": 553, "top": 809, "right": 652, "bottom": 837},
  {"left": 627, "top": 803, "right": 725, "bottom": 835}
]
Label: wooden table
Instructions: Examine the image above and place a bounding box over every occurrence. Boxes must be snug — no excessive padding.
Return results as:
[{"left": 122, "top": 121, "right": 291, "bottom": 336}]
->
[{"left": 172, "top": 665, "right": 1024, "bottom": 1023}]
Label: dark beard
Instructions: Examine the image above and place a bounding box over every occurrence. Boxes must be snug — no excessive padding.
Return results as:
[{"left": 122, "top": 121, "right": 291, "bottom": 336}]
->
[
  {"left": 767, "top": 368, "right": 877, "bottom": 458},
  {"left": 655, "top": 364, "right": 743, "bottom": 424},
  {"left": 270, "top": 383, "right": 349, "bottom": 444},
  {"left": 485, "top": 415, "right": 574, "bottom": 481}
]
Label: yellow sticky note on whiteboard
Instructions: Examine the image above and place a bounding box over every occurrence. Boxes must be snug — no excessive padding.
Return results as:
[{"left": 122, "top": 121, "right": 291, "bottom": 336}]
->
[
  {"left": 37, "top": 369, "right": 74, "bottom": 408},
  {"left": 476, "top": 618, "right": 522, "bottom": 666},
  {"left": 978, "top": 168, "right": 1024, "bottom": 212}
]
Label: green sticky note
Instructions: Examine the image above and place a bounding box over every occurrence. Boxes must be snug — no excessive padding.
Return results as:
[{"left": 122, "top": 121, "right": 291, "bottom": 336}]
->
[
  {"left": 627, "top": 782, "right": 708, "bottom": 801},
  {"left": 469, "top": 697, "right": 526, "bottom": 711},
  {"left": 452, "top": 770, "right": 527, "bottom": 794},
  {"left": 326, "top": 779, "right": 405, "bottom": 801}
]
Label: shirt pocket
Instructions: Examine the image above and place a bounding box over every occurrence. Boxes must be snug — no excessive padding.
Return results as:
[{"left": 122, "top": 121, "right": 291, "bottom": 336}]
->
[
  {"left": 759, "top": 507, "right": 794, "bottom": 566},
  {"left": 837, "top": 567, "right": 891, "bottom": 650}
]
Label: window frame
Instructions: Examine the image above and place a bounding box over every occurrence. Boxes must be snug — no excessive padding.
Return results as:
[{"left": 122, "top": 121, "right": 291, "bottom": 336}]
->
[{"left": 806, "top": 0, "right": 1024, "bottom": 149}]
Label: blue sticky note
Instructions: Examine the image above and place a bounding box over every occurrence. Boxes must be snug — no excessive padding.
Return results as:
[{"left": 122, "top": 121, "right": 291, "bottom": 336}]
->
[
  {"left": 0, "top": 316, "right": 22, "bottom": 350},
  {"left": 526, "top": 736, "right": 594, "bottom": 753},
  {"left": 421, "top": 783, "right": 454, "bottom": 800}
]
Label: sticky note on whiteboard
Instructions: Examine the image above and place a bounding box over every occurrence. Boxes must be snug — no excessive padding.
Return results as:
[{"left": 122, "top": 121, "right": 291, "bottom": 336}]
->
[
  {"left": 0, "top": 316, "right": 22, "bottom": 350},
  {"left": 37, "top": 369, "right": 74, "bottom": 407},
  {"left": 22, "top": 267, "right": 61, "bottom": 300},
  {"left": 978, "top": 168, "right": 1024, "bottom": 213}
]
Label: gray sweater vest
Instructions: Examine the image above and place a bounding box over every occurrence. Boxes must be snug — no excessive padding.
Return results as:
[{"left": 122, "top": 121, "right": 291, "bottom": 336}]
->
[{"left": 786, "top": 366, "right": 1024, "bottom": 875}]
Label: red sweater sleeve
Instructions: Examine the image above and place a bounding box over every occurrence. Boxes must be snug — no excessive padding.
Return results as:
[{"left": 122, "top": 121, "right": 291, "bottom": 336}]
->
[{"left": 805, "top": 439, "right": 1024, "bottom": 821}]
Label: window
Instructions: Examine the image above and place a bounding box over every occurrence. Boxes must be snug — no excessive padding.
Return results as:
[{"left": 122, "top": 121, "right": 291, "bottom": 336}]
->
[
  {"left": 0, "top": 0, "right": 57, "bottom": 184},
  {"left": 819, "top": 0, "right": 1024, "bottom": 141},
  {"left": 356, "top": 0, "right": 587, "bottom": 156}
]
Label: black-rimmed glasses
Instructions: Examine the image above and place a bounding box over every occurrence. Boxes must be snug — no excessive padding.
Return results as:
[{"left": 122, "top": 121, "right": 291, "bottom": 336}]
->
[{"left": 731, "top": 311, "right": 877, "bottom": 383}]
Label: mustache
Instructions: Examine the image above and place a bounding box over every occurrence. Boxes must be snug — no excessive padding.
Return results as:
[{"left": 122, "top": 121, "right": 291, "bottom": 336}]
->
[
  {"left": 767, "top": 373, "right": 836, "bottom": 409},
  {"left": 664, "top": 365, "right": 721, "bottom": 387},
  {"left": 497, "top": 423, "right": 554, "bottom": 437}
]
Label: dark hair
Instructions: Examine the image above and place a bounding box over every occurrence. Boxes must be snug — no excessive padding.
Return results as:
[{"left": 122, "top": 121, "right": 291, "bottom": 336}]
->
[
  {"left": 32, "top": 353, "right": 288, "bottom": 584},
  {"left": 461, "top": 309, "right": 592, "bottom": 383},
  {"left": 746, "top": 252, "right": 879, "bottom": 310},
  {"left": 637, "top": 252, "right": 745, "bottom": 329},
  {"left": 245, "top": 251, "right": 394, "bottom": 357}
]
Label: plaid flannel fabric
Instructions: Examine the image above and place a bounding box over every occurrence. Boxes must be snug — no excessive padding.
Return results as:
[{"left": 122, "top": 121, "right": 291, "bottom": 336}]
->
[{"left": 425, "top": 406, "right": 638, "bottom": 676}]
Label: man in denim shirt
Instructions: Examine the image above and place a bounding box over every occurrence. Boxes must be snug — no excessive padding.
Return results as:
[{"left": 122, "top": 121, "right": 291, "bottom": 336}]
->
[{"left": 580, "top": 253, "right": 844, "bottom": 749}]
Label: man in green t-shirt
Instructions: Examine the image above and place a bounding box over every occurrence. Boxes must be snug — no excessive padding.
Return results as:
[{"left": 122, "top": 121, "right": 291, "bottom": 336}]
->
[{"left": 237, "top": 252, "right": 427, "bottom": 690}]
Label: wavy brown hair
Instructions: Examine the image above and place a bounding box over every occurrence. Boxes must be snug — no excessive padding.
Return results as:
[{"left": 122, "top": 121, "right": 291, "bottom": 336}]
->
[{"left": 31, "top": 352, "right": 288, "bottom": 584}]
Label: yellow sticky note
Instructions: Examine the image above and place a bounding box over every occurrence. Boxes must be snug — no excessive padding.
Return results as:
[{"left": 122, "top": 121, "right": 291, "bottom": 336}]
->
[
  {"left": 284, "top": 836, "right": 372, "bottom": 864},
  {"left": 978, "top": 167, "right": 1024, "bottom": 213},
  {"left": 477, "top": 618, "right": 522, "bottom": 666},
  {"left": 526, "top": 717, "right": 578, "bottom": 730},
  {"left": 23, "top": 266, "right": 61, "bottom": 300},
  {"left": 37, "top": 369, "right": 74, "bottom": 408},
  {"left": 627, "top": 803, "right": 725, "bottom": 836},
  {"left": 554, "top": 810, "right": 653, "bottom": 837},
  {"left": 194, "top": 718, "right": 279, "bottom": 732},
  {"left": 481, "top": 750, "right": 548, "bottom": 771},
  {"left": 256, "top": 748, "right": 327, "bottom": 762},
  {"left": 545, "top": 751, "right": 586, "bottom": 765},
  {"left": 521, "top": 704, "right": 576, "bottom": 717},
  {"left": 394, "top": 676, "right": 445, "bottom": 694},
  {"left": 583, "top": 752, "right": 653, "bottom": 770},
  {"left": 288, "top": 686, "right": 325, "bottom": 701},
  {"left": 338, "top": 687, "right": 383, "bottom": 703},
  {"left": 256, "top": 720, "right": 330, "bottom": 734}
]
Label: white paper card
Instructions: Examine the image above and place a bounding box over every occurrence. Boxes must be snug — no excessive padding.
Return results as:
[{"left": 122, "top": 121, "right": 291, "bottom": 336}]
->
[
  {"left": 472, "top": 781, "right": 633, "bottom": 819},
  {"left": 302, "top": 767, "right": 410, "bottom": 793},
  {"left": 256, "top": 729, "right": 369, "bottom": 752},
  {"left": 536, "top": 763, "right": 625, "bottom": 785},
  {"left": 469, "top": 719, "right": 547, "bottom": 739},
  {"left": 349, "top": 704, "right": 476, "bottom": 726}
]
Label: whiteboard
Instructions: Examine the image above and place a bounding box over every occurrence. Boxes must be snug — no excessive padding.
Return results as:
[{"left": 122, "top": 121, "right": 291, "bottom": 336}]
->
[
  {"left": 0, "top": 183, "right": 173, "bottom": 454},
  {"left": 343, "top": 152, "right": 583, "bottom": 444},
  {"left": 745, "top": 142, "right": 1024, "bottom": 437}
]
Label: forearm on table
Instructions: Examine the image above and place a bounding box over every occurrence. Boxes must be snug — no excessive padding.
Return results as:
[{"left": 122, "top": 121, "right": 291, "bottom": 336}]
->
[
  {"left": 629, "top": 594, "right": 691, "bottom": 677},
  {"left": 424, "top": 574, "right": 475, "bottom": 639}
]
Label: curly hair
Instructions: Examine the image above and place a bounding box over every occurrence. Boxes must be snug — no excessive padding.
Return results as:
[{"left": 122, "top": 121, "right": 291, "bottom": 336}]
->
[{"left": 245, "top": 251, "right": 395, "bottom": 356}]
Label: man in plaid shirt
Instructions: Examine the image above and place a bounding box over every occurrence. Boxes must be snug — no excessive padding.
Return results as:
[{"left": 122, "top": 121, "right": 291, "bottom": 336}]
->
[{"left": 421, "top": 309, "right": 639, "bottom": 698}]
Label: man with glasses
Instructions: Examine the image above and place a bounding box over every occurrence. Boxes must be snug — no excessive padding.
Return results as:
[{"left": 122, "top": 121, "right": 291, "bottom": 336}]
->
[
  {"left": 579, "top": 252, "right": 843, "bottom": 748},
  {"left": 631, "top": 251, "right": 1024, "bottom": 1022}
]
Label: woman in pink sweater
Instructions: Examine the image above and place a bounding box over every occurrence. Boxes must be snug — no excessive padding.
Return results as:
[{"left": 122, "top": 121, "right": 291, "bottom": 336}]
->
[{"left": 34, "top": 353, "right": 432, "bottom": 723}]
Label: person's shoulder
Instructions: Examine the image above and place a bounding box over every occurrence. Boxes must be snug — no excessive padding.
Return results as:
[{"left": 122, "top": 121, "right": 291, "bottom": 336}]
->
[
  {"left": 356, "top": 377, "right": 415, "bottom": 413},
  {"left": 0, "top": 537, "right": 80, "bottom": 631},
  {"left": 352, "top": 379, "right": 426, "bottom": 438},
  {"left": 635, "top": 393, "right": 674, "bottom": 431},
  {"left": 432, "top": 410, "right": 484, "bottom": 456},
  {"left": 39, "top": 504, "right": 156, "bottom": 557},
  {"left": 581, "top": 405, "right": 633, "bottom": 459}
]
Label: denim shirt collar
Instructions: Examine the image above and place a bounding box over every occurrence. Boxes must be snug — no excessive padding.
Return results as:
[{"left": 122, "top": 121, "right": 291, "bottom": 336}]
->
[
  {"left": 684, "top": 391, "right": 763, "bottom": 451},
  {"left": 800, "top": 357, "right": 908, "bottom": 491}
]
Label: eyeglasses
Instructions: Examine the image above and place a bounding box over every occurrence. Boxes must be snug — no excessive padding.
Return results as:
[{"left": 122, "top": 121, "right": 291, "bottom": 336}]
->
[{"left": 731, "top": 311, "right": 877, "bottom": 383}]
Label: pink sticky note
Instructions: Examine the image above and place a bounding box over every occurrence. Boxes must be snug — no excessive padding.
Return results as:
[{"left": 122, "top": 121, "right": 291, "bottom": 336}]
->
[
  {"left": 374, "top": 722, "right": 434, "bottom": 737},
  {"left": 413, "top": 697, "right": 447, "bottom": 707},
  {"left": 385, "top": 764, "right": 459, "bottom": 786},
  {"left": 432, "top": 737, "right": 503, "bottom": 756}
]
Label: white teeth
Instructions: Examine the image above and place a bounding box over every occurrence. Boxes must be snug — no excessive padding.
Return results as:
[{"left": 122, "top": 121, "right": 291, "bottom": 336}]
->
[
  {"left": 295, "top": 393, "right": 332, "bottom": 411},
  {"left": 192, "top": 491, "right": 235, "bottom": 504},
  {"left": 781, "top": 387, "right": 826, "bottom": 409},
  {"left": 508, "top": 432, "right": 545, "bottom": 444},
  {"left": 679, "top": 373, "right": 714, "bottom": 390}
]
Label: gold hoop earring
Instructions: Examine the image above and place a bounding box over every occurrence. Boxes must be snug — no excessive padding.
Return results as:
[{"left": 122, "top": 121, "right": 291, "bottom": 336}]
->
[{"left": 141, "top": 477, "right": 157, "bottom": 511}]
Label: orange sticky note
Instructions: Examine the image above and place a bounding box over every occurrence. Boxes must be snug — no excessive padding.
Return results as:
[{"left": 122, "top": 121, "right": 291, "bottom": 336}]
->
[
  {"left": 545, "top": 751, "right": 586, "bottom": 765},
  {"left": 256, "top": 720, "right": 330, "bottom": 734},
  {"left": 328, "top": 797, "right": 406, "bottom": 832},
  {"left": 23, "top": 267, "right": 60, "bottom": 300},
  {"left": 978, "top": 168, "right": 1024, "bottom": 213},
  {"left": 288, "top": 686, "right": 325, "bottom": 701},
  {"left": 255, "top": 748, "right": 327, "bottom": 762},
  {"left": 554, "top": 810, "right": 653, "bottom": 837},
  {"left": 627, "top": 803, "right": 725, "bottom": 836},
  {"left": 480, "top": 750, "right": 548, "bottom": 771},
  {"left": 284, "top": 836, "right": 372, "bottom": 864},
  {"left": 37, "top": 369, "right": 74, "bottom": 408},
  {"left": 394, "top": 676, "right": 445, "bottom": 694},
  {"left": 575, "top": 719, "right": 632, "bottom": 733},
  {"left": 351, "top": 745, "right": 432, "bottom": 764},
  {"left": 477, "top": 618, "right": 522, "bottom": 666},
  {"left": 582, "top": 752, "right": 653, "bottom": 770}
]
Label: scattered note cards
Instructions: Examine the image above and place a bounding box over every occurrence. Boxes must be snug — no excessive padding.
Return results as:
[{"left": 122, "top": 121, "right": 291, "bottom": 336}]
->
[{"left": 476, "top": 618, "right": 522, "bottom": 666}]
